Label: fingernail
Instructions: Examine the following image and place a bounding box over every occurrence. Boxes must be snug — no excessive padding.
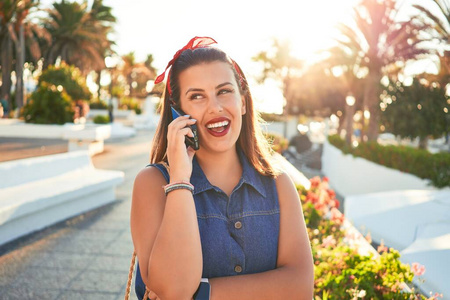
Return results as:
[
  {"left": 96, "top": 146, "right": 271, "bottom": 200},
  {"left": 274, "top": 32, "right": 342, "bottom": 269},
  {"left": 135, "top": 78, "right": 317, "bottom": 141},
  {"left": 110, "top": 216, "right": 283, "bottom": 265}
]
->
[
  {"left": 184, "top": 114, "right": 190, "bottom": 117},
  {"left": 191, "top": 119, "right": 196, "bottom": 122}
]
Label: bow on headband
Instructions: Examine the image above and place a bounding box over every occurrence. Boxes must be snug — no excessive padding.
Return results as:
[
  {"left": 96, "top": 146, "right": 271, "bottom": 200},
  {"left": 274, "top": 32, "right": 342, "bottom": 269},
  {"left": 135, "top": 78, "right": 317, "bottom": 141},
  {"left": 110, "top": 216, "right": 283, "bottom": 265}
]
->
[{"left": 154, "top": 36, "right": 218, "bottom": 96}]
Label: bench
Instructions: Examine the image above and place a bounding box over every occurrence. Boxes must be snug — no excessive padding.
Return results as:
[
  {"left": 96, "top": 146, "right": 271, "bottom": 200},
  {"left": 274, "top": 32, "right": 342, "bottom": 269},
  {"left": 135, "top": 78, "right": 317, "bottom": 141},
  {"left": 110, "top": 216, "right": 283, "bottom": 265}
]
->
[
  {"left": 0, "top": 150, "right": 124, "bottom": 246},
  {"left": 62, "top": 124, "right": 111, "bottom": 156},
  {"left": 0, "top": 120, "right": 112, "bottom": 156}
]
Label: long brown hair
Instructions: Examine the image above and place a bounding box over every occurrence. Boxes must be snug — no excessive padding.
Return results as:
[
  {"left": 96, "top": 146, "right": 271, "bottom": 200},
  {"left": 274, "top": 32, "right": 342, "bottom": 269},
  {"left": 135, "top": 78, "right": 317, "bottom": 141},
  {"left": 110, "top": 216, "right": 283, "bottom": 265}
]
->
[{"left": 149, "top": 47, "right": 279, "bottom": 177}]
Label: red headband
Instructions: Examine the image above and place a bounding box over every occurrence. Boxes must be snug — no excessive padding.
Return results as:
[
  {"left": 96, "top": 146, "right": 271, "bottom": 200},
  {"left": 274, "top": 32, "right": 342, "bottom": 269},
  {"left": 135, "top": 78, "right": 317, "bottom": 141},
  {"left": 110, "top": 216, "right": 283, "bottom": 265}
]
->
[
  {"left": 154, "top": 36, "right": 218, "bottom": 96},
  {"left": 154, "top": 36, "right": 245, "bottom": 96}
]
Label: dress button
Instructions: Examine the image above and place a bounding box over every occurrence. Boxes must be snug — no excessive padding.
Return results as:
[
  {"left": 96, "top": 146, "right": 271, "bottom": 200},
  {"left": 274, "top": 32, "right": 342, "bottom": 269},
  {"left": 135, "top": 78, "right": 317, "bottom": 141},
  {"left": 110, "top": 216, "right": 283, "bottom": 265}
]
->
[
  {"left": 234, "top": 265, "right": 243, "bottom": 273},
  {"left": 234, "top": 221, "right": 242, "bottom": 229}
]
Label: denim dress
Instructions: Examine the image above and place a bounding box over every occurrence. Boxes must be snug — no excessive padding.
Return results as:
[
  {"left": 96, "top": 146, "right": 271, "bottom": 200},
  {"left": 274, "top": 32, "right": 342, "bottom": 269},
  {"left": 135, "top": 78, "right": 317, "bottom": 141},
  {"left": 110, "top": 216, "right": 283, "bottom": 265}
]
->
[{"left": 135, "top": 150, "right": 280, "bottom": 299}]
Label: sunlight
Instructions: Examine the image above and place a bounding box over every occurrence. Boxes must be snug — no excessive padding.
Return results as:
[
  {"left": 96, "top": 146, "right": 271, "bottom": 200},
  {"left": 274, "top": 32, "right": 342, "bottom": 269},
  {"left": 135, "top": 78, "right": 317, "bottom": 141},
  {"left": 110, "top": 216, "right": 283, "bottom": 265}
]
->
[
  {"left": 251, "top": 78, "right": 284, "bottom": 115},
  {"left": 269, "top": 1, "right": 360, "bottom": 62}
]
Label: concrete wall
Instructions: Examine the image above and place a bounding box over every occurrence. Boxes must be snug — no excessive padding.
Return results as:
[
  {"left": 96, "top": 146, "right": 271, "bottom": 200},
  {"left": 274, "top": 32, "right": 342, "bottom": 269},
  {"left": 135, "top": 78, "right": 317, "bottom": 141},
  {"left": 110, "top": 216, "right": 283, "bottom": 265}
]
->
[{"left": 321, "top": 139, "right": 436, "bottom": 197}]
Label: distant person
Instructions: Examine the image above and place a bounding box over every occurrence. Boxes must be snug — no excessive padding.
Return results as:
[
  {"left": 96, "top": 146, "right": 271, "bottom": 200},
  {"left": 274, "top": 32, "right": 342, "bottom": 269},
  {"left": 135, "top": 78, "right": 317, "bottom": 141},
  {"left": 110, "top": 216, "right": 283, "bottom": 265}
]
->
[
  {"left": 0, "top": 94, "right": 9, "bottom": 118},
  {"left": 108, "top": 103, "right": 114, "bottom": 123},
  {"left": 129, "top": 37, "right": 314, "bottom": 300},
  {"left": 290, "top": 132, "right": 312, "bottom": 154}
]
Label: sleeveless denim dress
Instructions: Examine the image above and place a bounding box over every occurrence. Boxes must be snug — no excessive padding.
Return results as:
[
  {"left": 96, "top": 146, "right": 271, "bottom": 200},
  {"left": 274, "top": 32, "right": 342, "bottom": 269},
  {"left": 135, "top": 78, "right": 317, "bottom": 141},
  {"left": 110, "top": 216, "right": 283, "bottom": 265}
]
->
[{"left": 135, "top": 150, "right": 280, "bottom": 299}]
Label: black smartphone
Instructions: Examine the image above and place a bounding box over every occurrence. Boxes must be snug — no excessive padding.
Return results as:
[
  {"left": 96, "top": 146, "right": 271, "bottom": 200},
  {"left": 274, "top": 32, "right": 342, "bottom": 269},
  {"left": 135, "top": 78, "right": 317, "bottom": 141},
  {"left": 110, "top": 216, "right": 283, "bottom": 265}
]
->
[
  {"left": 170, "top": 106, "right": 200, "bottom": 150},
  {"left": 193, "top": 281, "right": 211, "bottom": 300}
]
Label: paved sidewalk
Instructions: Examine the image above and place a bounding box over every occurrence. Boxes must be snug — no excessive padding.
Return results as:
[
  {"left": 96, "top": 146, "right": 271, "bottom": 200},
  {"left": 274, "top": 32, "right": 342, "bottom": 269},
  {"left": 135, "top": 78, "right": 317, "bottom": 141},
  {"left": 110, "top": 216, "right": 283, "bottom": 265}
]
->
[
  {"left": 0, "top": 130, "right": 154, "bottom": 299},
  {"left": 0, "top": 137, "right": 68, "bottom": 162}
]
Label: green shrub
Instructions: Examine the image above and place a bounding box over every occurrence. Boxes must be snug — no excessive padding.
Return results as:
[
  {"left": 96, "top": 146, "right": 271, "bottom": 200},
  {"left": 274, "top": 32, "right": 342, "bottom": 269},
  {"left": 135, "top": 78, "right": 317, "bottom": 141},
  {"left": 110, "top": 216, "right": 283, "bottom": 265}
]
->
[
  {"left": 119, "top": 97, "right": 140, "bottom": 111},
  {"left": 22, "top": 84, "right": 74, "bottom": 124},
  {"left": 39, "top": 63, "right": 92, "bottom": 101},
  {"left": 328, "top": 135, "right": 450, "bottom": 188},
  {"left": 90, "top": 99, "right": 108, "bottom": 109},
  {"left": 93, "top": 115, "right": 109, "bottom": 124}
]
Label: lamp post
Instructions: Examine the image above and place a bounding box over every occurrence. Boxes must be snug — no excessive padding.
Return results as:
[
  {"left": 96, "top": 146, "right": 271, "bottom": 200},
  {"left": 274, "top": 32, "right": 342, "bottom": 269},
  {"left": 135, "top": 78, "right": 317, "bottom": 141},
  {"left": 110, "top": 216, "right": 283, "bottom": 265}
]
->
[
  {"left": 105, "top": 56, "right": 117, "bottom": 123},
  {"left": 345, "top": 95, "right": 356, "bottom": 145}
]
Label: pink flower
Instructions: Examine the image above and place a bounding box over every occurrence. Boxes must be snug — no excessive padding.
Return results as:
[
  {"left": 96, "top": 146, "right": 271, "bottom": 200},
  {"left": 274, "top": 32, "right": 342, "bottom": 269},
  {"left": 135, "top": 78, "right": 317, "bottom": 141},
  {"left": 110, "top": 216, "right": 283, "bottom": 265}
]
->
[
  {"left": 377, "top": 242, "right": 388, "bottom": 253},
  {"left": 411, "top": 262, "right": 426, "bottom": 277},
  {"left": 365, "top": 233, "right": 372, "bottom": 244},
  {"left": 331, "top": 207, "right": 345, "bottom": 224},
  {"left": 322, "top": 235, "right": 337, "bottom": 248},
  {"left": 310, "top": 176, "right": 321, "bottom": 188}
]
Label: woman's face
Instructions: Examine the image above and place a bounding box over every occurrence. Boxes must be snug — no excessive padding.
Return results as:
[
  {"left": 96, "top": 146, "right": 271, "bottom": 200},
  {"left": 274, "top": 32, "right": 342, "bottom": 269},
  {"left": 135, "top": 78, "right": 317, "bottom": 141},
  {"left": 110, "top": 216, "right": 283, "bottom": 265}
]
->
[{"left": 177, "top": 61, "right": 246, "bottom": 154}]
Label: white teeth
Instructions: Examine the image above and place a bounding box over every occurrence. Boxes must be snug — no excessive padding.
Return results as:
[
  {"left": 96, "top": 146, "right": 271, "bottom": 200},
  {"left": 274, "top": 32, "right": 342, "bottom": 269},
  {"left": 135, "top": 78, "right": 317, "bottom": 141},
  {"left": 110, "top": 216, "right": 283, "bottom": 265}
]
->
[{"left": 206, "top": 121, "right": 229, "bottom": 129}]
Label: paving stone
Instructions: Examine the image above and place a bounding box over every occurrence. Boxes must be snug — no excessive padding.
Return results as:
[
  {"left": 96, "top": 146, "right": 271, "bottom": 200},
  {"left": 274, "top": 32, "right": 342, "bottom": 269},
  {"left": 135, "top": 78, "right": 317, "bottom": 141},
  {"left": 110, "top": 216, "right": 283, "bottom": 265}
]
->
[
  {"left": 57, "top": 290, "right": 120, "bottom": 300},
  {"left": 0, "top": 284, "right": 61, "bottom": 299},
  {"left": 50, "top": 237, "right": 108, "bottom": 255},
  {"left": 86, "top": 254, "right": 132, "bottom": 272},
  {"left": 9, "top": 266, "right": 79, "bottom": 290},
  {"left": 66, "top": 269, "right": 128, "bottom": 294},
  {"left": 102, "top": 240, "right": 134, "bottom": 256},
  {"left": 34, "top": 252, "right": 96, "bottom": 270}
]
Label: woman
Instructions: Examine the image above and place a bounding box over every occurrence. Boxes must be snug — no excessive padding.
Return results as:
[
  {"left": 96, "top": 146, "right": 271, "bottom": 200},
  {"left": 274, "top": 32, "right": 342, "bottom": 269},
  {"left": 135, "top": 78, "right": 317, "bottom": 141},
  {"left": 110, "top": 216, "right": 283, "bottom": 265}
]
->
[{"left": 130, "top": 36, "right": 314, "bottom": 300}]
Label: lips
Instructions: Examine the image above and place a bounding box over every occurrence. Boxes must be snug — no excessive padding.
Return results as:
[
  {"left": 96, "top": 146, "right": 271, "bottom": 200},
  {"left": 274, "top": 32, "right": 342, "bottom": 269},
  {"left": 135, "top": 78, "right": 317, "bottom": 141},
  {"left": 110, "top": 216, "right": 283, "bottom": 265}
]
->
[{"left": 205, "top": 117, "right": 231, "bottom": 137}]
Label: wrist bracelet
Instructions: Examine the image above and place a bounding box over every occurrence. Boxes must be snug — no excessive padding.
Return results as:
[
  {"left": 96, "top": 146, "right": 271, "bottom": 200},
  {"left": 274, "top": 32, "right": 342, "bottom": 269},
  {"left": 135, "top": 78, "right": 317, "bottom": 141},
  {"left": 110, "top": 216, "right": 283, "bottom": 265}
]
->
[{"left": 163, "top": 181, "right": 194, "bottom": 195}]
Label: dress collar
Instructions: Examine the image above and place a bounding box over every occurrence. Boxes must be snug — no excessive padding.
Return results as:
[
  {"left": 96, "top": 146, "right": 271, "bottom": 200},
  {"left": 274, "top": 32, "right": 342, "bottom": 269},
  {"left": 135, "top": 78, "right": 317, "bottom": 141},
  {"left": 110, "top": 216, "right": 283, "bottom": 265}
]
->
[{"left": 191, "top": 148, "right": 267, "bottom": 197}]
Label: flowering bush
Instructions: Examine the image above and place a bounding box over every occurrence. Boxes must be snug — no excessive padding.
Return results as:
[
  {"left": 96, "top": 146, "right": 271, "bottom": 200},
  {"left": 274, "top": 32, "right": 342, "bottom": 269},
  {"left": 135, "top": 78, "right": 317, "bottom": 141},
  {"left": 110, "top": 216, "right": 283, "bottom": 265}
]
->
[
  {"left": 264, "top": 132, "right": 289, "bottom": 153},
  {"left": 298, "top": 176, "right": 443, "bottom": 300}
]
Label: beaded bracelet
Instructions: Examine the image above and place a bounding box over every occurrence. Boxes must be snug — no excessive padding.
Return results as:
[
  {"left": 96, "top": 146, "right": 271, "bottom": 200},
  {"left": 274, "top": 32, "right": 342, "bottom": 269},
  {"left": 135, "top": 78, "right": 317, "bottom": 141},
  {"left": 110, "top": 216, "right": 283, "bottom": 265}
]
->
[{"left": 163, "top": 181, "right": 194, "bottom": 195}]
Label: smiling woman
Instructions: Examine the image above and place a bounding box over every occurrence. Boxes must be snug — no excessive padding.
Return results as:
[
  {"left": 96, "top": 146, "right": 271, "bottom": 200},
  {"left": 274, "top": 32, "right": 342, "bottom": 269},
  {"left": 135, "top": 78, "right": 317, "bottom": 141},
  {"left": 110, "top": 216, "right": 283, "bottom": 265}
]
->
[{"left": 129, "top": 37, "right": 314, "bottom": 300}]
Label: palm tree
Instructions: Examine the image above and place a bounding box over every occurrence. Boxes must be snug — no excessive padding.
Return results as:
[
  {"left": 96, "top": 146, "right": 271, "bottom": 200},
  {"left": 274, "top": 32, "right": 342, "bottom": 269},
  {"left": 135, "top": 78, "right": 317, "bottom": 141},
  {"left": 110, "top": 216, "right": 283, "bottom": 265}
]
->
[
  {"left": 337, "top": 0, "right": 433, "bottom": 141},
  {"left": 321, "top": 43, "right": 366, "bottom": 145},
  {"left": 413, "top": 0, "right": 450, "bottom": 86},
  {"left": 43, "top": 0, "right": 115, "bottom": 75},
  {"left": 120, "top": 52, "right": 155, "bottom": 98},
  {"left": 87, "top": 0, "right": 116, "bottom": 89},
  {"left": 0, "top": 1, "right": 15, "bottom": 102},
  {"left": 253, "top": 38, "right": 303, "bottom": 137},
  {"left": 0, "top": 0, "right": 43, "bottom": 109}
]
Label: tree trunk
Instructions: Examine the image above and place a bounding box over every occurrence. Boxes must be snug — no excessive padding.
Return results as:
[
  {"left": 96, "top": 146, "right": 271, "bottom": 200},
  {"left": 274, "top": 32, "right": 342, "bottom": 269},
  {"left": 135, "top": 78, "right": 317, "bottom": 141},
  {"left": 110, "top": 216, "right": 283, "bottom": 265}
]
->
[
  {"left": 345, "top": 103, "right": 355, "bottom": 146},
  {"left": 96, "top": 70, "right": 101, "bottom": 98},
  {"left": 14, "top": 24, "right": 25, "bottom": 108},
  {"left": 418, "top": 136, "right": 428, "bottom": 150},
  {"left": 1, "top": 36, "right": 13, "bottom": 102},
  {"left": 364, "top": 69, "right": 382, "bottom": 141}
]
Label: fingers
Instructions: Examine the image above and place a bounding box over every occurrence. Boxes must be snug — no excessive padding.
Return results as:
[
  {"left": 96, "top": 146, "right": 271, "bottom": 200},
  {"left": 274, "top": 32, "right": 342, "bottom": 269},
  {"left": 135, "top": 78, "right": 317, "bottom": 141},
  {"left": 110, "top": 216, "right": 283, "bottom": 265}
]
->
[
  {"left": 167, "top": 116, "right": 197, "bottom": 146},
  {"left": 148, "top": 290, "right": 158, "bottom": 299},
  {"left": 168, "top": 115, "right": 197, "bottom": 131}
]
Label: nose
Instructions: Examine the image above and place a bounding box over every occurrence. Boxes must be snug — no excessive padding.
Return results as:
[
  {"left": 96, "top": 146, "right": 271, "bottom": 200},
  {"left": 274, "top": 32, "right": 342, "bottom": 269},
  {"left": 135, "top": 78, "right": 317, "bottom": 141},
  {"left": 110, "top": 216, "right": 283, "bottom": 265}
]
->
[{"left": 208, "top": 94, "right": 223, "bottom": 113}]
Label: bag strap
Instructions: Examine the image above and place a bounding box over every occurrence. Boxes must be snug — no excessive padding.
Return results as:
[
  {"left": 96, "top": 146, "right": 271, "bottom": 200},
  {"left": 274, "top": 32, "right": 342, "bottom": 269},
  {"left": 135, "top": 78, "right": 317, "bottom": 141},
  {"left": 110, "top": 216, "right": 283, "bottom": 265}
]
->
[
  {"left": 125, "top": 162, "right": 170, "bottom": 300},
  {"left": 125, "top": 251, "right": 149, "bottom": 300}
]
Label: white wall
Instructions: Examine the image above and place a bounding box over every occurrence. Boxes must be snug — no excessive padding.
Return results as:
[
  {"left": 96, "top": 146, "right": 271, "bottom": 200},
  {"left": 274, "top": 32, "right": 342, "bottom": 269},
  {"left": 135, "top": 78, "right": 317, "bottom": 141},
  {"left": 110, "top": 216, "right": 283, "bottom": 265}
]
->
[
  {"left": 321, "top": 140, "right": 437, "bottom": 197},
  {"left": 262, "top": 119, "right": 298, "bottom": 140}
]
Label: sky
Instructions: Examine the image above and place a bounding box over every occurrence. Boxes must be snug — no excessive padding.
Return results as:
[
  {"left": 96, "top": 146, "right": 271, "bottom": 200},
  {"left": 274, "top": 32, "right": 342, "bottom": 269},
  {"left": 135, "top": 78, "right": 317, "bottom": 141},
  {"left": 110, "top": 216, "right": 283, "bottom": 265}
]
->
[
  {"left": 39, "top": 0, "right": 439, "bottom": 113},
  {"left": 99, "top": 0, "right": 360, "bottom": 113}
]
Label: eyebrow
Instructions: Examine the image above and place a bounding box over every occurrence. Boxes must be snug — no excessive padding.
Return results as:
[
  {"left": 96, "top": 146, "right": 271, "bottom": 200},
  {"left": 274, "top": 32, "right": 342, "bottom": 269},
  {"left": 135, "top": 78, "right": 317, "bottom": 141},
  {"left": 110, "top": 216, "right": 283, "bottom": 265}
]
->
[{"left": 185, "top": 82, "right": 233, "bottom": 96}]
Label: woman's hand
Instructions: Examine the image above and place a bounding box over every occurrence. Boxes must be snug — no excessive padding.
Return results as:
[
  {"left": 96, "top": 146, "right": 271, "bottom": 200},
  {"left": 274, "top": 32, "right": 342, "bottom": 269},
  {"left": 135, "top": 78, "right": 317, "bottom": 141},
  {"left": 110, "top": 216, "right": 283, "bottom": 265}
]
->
[{"left": 166, "top": 115, "right": 197, "bottom": 182}]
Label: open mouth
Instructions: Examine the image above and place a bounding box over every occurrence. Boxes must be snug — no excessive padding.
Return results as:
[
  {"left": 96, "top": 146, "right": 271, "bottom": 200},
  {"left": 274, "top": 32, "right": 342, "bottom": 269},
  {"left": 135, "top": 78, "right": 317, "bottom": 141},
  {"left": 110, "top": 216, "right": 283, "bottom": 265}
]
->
[{"left": 205, "top": 119, "right": 231, "bottom": 137}]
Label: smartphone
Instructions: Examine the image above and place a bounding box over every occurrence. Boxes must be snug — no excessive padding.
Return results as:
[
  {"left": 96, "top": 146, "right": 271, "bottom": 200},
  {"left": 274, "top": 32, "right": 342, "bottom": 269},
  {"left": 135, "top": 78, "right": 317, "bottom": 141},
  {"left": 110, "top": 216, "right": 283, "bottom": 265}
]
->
[
  {"left": 170, "top": 106, "right": 200, "bottom": 150},
  {"left": 193, "top": 281, "right": 211, "bottom": 300}
]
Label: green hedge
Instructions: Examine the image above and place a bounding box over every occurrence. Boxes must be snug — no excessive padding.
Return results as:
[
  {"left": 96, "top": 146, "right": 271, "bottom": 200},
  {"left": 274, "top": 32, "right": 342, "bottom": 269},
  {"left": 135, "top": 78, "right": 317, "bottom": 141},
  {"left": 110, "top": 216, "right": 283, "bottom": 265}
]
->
[
  {"left": 328, "top": 135, "right": 450, "bottom": 188},
  {"left": 93, "top": 115, "right": 110, "bottom": 124}
]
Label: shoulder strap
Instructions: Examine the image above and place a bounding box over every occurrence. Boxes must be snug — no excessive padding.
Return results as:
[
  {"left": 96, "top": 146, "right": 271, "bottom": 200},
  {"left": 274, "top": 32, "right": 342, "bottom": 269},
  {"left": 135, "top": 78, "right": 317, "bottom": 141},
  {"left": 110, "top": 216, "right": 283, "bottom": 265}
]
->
[{"left": 146, "top": 162, "right": 170, "bottom": 183}]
